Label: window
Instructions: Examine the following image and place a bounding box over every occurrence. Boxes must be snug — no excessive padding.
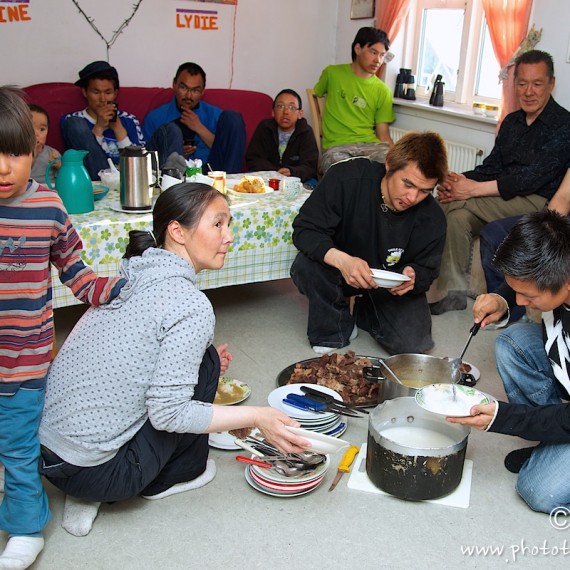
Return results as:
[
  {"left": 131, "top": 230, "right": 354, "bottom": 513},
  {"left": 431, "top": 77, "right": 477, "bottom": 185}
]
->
[
  {"left": 474, "top": 20, "right": 502, "bottom": 100},
  {"left": 408, "top": 0, "right": 501, "bottom": 105}
]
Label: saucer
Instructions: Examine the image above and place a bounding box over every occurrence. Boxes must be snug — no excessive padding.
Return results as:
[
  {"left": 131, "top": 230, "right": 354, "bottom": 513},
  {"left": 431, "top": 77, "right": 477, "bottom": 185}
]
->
[{"left": 110, "top": 202, "right": 153, "bottom": 214}]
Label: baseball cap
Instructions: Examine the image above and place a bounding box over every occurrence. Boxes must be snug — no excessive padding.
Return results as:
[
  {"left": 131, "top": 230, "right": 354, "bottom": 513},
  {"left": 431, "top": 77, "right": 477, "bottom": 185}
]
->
[{"left": 75, "top": 61, "right": 120, "bottom": 88}]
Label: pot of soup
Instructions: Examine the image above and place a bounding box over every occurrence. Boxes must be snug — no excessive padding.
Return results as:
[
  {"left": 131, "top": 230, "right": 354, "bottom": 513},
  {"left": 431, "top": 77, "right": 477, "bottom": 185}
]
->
[
  {"left": 363, "top": 354, "right": 455, "bottom": 403},
  {"left": 366, "top": 397, "right": 470, "bottom": 500}
]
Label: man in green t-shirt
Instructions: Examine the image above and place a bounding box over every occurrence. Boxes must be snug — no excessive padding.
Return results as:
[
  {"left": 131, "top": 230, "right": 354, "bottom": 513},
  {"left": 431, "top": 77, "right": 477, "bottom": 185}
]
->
[{"left": 314, "top": 27, "right": 395, "bottom": 173}]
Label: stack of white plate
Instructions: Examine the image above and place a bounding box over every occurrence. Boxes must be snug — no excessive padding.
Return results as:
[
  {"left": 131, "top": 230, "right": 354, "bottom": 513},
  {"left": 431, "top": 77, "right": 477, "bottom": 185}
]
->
[
  {"left": 244, "top": 454, "right": 330, "bottom": 497},
  {"left": 267, "top": 384, "right": 348, "bottom": 438}
]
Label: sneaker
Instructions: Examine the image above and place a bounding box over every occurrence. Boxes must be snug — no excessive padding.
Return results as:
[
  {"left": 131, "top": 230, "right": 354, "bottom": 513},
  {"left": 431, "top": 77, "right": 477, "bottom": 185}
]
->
[{"left": 504, "top": 446, "right": 535, "bottom": 473}]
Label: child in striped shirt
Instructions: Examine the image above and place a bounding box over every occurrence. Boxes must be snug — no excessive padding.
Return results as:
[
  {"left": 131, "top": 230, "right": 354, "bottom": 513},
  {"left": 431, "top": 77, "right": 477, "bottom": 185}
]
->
[{"left": 0, "top": 86, "right": 126, "bottom": 570}]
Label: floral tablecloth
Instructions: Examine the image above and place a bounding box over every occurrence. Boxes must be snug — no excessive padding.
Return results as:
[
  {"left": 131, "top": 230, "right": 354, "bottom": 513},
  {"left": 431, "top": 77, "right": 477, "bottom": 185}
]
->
[{"left": 51, "top": 174, "right": 310, "bottom": 309}]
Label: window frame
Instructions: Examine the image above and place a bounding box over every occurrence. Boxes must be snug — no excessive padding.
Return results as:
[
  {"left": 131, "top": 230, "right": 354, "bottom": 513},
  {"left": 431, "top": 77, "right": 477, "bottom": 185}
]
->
[{"left": 406, "top": 0, "right": 501, "bottom": 106}]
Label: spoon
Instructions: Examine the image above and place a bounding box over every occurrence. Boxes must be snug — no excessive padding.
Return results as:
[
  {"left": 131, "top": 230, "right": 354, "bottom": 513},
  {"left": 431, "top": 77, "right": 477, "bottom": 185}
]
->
[
  {"left": 271, "top": 460, "right": 309, "bottom": 477},
  {"left": 450, "top": 322, "right": 481, "bottom": 398},
  {"left": 259, "top": 452, "right": 326, "bottom": 467},
  {"left": 379, "top": 359, "right": 406, "bottom": 386},
  {"left": 107, "top": 158, "right": 119, "bottom": 173}
]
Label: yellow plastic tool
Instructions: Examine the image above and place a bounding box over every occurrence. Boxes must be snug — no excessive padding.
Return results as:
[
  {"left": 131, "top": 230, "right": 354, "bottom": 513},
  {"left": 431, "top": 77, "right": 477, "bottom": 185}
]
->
[{"left": 328, "top": 445, "right": 359, "bottom": 491}]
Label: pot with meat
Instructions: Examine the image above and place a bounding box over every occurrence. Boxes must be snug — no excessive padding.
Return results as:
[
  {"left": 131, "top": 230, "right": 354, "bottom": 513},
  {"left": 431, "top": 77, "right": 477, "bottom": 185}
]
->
[
  {"left": 363, "top": 354, "right": 454, "bottom": 403},
  {"left": 366, "top": 397, "right": 470, "bottom": 500}
]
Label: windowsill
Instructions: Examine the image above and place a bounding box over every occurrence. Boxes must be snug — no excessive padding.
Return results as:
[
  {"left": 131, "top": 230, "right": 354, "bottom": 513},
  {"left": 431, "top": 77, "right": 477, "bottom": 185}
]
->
[{"left": 393, "top": 97, "right": 498, "bottom": 126}]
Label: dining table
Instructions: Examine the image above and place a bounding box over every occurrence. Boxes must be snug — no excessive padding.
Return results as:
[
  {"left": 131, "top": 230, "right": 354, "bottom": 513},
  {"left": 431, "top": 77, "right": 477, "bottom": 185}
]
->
[{"left": 51, "top": 173, "right": 310, "bottom": 309}]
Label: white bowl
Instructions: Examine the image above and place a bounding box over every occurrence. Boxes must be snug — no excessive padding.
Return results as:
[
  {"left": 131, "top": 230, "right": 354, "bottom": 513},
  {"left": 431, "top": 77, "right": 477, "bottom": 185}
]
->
[
  {"left": 370, "top": 268, "right": 411, "bottom": 288},
  {"left": 285, "top": 426, "right": 350, "bottom": 454}
]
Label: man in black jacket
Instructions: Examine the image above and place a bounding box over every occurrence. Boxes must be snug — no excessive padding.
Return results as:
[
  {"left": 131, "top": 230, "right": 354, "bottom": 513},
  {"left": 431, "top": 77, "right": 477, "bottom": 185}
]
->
[
  {"left": 245, "top": 89, "right": 318, "bottom": 183},
  {"left": 449, "top": 211, "right": 570, "bottom": 513},
  {"left": 290, "top": 132, "right": 448, "bottom": 355}
]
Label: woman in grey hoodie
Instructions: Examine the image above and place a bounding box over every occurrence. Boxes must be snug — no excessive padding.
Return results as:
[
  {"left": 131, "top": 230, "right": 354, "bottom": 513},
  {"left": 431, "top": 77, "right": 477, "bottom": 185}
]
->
[{"left": 39, "top": 183, "right": 306, "bottom": 537}]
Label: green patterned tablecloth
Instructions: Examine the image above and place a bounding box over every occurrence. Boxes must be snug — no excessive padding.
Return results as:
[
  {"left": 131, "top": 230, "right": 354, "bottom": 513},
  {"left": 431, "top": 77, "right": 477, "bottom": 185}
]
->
[{"left": 51, "top": 178, "right": 309, "bottom": 309}]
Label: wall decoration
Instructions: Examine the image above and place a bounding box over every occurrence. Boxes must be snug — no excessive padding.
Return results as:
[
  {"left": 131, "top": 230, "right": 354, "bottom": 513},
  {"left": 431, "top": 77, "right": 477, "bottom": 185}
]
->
[
  {"left": 176, "top": 6, "right": 219, "bottom": 30},
  {"left": 350, "top": 0, "right": 375, "bottom": 20},
  {"left": 0, "top": 0, "right": 31, "bottom": 24},
  {"left": 70, "top": 0, "right": 143, "bottom": 58}
]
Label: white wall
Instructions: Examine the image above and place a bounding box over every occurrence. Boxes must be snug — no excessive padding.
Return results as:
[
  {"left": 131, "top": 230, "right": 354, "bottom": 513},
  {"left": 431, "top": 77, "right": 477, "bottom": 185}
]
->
[
  {"left": 530, "top": 0, "right": 570, "bottom": 105},
  {"left": 0, "top": 0, "right": 339, "bottom": 114},
  {"left": 2, "top": 0, "right": 567, "bottom": 129}
]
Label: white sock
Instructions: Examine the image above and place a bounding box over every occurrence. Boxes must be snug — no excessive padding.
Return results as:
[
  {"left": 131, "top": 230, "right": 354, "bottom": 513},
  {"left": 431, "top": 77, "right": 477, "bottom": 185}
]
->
[
  {"left": 0, "top": 536, "right": 44, "bottom": 570},
  {"left": 313, "top": 325, "right": 358, "bottom": 355},
  {"left": 142, "top": 459, "right": 216, "bottom": 500},
  {"left": 312, "top": 345, "right": 335, "bottom": 355},
  {"left": 61, "top": 496, "right": 101, "bottom": 537},
  {"left": 350, "top": 324, "right": 358, "bottom": 341}
]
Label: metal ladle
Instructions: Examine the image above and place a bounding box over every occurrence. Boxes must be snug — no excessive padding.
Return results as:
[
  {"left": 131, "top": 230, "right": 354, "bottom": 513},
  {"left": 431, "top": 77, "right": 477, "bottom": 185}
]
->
[
  {"left": 450, "top": 323, "right": 481, "bottom": 398},
  {"left": 379, "top": 359, "right": 406, "bottom": 386}
]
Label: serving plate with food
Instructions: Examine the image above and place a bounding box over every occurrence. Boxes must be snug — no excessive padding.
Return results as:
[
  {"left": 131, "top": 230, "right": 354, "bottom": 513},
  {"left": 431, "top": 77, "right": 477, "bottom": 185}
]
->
[
  {"left": 276, "top": 351, "right": 380, "bottom": 407},
  {"left": 226, "top": 175, "right": 274, "bottom": 199}
]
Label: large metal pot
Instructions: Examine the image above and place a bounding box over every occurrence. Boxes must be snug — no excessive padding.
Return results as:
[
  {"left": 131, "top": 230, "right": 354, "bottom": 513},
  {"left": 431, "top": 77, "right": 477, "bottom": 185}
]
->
[
  {"left": 363, "top": 354, "right": 454, "bottom": 403},
  {"left": 366, "top": 397, "right": 470, "bottom": 500}
]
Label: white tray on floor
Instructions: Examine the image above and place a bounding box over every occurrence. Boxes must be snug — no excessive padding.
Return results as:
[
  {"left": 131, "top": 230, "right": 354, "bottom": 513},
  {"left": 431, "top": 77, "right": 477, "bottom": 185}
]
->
[{"left": 347, "top": 443, "right": 473, "bottom": 508}]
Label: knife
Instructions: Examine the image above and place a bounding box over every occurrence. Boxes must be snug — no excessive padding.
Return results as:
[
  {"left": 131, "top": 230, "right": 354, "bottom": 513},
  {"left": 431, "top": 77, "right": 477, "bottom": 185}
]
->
[
  {"left": 284, "top": 394, "right": 360, "bottom": 417},
  {"left": 328, "top": 445, "right": 359, "bottom": 492},
  {"left": 300, "top": 386, "right": 369, "bottom": 414}
]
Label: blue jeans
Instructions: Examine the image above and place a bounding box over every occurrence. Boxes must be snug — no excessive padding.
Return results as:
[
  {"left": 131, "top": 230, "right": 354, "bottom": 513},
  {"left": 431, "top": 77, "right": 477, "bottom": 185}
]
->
[
  {"left": 146, "top": 111, "right": 246, "bottom": 173},
  {"left": 290, "top": 252, "right": 433, "bottom": 354},
  {"left": 480, "top": 216, "right": 525, "bottom": 321},
  {"left": 0, "top": 389, "right": 50, "bottom": 535},
  {"left": 496, "top": 323, "right": 570, "bottom": 512},
  {"left": 61, "top": 116, "right": 111, "bottom": 180}
]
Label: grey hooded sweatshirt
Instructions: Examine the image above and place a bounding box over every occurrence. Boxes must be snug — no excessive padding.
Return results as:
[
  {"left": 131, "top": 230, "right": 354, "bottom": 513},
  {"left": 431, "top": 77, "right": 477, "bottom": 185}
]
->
[{"left": 39, "top": 248, "right": 215, "bottom": 467}]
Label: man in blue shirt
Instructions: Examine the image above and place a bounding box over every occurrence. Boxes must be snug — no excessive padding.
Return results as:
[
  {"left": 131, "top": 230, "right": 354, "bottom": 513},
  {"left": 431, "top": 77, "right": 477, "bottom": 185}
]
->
[{"left": 144, "top": 62, "right": 245, "bottom": 173}]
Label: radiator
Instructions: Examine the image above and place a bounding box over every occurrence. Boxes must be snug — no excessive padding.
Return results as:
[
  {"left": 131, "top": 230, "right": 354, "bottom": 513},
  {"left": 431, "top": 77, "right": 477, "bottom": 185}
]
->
[{"left": 389, "top": 127, "right": 484, "bottom": 172}]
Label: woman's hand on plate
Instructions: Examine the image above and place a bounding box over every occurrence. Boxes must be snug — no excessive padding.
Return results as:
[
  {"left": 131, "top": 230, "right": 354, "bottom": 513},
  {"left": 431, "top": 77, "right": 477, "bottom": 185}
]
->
[
  {"left": 254, "top": 408, "right": 308, "bottom": 453},
  {"left": 216, "top": 343, "right": 233, "bottom": 375}
]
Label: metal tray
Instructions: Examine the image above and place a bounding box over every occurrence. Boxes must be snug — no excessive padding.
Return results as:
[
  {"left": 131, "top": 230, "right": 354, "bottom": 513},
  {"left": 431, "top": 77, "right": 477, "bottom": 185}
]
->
[{"left": 276, "top": 354, "right": 381, "bottom": 407}]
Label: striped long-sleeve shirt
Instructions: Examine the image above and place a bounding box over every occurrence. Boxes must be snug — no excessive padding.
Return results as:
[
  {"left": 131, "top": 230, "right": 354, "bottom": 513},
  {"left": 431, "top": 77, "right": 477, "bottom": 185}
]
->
[{"left": 0, "top": 180, "right": 126, "bottom": 393}]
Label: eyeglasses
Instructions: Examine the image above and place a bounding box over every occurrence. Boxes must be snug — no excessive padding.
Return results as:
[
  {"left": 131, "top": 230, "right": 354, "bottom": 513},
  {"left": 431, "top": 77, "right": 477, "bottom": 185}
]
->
[
  {"left": 176, "top": 83, "right": 204, "bottom": 95},
  {"left": 274, "top": 103, "right": 300, "bottom": 112}
]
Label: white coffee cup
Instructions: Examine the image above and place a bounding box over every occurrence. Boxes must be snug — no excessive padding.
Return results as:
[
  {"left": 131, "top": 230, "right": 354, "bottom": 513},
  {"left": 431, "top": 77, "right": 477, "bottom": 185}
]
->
[{"left": 161, "top": 174, "right": 182, "bottom": 191}]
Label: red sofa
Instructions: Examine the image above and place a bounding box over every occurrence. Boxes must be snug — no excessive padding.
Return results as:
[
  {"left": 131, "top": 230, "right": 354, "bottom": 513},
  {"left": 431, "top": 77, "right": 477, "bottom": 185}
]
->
[{"left": 23, "top": 82, "right": 273, "bottom": 157}]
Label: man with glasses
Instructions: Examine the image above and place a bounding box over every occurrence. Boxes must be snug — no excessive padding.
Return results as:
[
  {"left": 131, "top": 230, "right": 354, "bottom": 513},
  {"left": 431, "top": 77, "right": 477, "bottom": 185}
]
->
[
  {"left": 314, "top": 27, "right": 395, "bottom": 173},
  {"left": 143, "top": 62, "right": 245, "bottom": 172},
  {"left": 245, "top": 89, "right": 318, "bottom": 183},
  {"left": 431, "top": 50, "right": 570, "bottom": 315},
  {"left": 290, "top": 132, "right": 448, "bottom": 355}
]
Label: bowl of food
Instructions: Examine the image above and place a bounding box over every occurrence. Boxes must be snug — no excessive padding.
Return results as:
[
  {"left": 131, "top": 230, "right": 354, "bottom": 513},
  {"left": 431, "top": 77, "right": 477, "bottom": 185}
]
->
[{"left": 92, "top": 183, "right": 110, "bottom": 201}]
